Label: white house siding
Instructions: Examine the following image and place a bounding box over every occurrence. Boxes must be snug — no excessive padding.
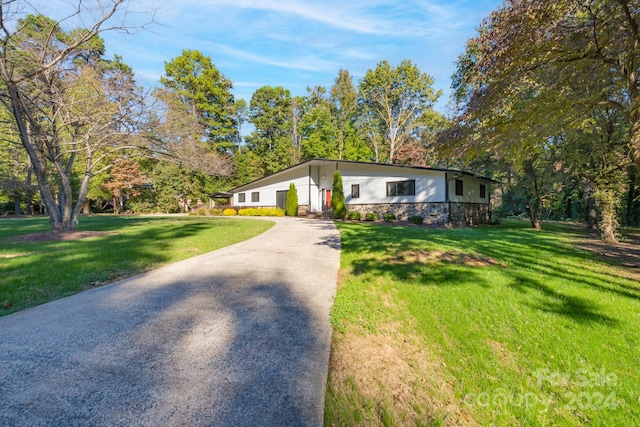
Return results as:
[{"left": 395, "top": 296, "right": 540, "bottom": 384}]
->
[
  {"left": 337, "top": 166, "right": 491, "bottom": 224},
  {"left": 233, "top": 168, "right": 310, "bottom": 211},
  {"left": 228, "top": 159, "right": 494, "bottom": 224},
  {"left": 447, "top": 174, "right": 490, "bottom": 204}
]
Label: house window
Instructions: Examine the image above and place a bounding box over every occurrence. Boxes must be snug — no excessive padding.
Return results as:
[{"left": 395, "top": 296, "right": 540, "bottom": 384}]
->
[
  {"left": 351, "top": 184, "right": 360, "bottom": 199},
  {"left": 480, "top": 184, "right": 486, "bottom": 199},
  {"left": 251, "top": 192, "right": 259, "bottom": 202},
  {"left": 455, "top": 179, "right": 463, "bottom": 196},
  {"left": 386, "top": 180, "right": 415, "bottom": 197},
  {"left": 238, "top": 193, "right": 245, "bottom": 203}
]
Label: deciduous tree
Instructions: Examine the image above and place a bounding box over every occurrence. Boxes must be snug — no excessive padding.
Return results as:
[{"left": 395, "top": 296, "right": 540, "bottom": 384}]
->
[
  {"left": 358, "top": 60, "right": 441, "bottom": 164},
  {"left": 0, "top": 3, "right": 152, "bottom": 231},
  {"left": 448, "top": 0, "right": 637, "bottom": 240},
  {"left": 101, "top": 158, "right": 148, "bottom": 214}
]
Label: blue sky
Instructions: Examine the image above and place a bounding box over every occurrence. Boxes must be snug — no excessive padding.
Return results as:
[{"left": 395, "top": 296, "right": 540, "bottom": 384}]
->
[{"left": 50, "top": 0, "right": 503, "bottom": 113}]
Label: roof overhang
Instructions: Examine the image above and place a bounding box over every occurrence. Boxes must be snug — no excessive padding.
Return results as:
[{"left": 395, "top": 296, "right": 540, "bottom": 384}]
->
[{"left": 209, "top": 191, "right": 233, "bottom": 198}]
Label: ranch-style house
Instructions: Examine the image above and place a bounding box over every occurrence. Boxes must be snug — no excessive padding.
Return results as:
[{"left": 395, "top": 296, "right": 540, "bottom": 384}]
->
[{"left": 218, "top": 159, "right": 496, "bottom": 225}]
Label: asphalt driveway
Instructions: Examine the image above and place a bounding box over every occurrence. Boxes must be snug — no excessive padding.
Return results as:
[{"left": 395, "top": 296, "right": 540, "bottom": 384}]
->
[{"left": 0, "top": 217, "right": 340, "bottom": 426}]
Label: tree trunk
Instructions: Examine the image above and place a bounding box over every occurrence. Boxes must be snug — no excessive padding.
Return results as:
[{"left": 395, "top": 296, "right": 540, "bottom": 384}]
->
[
  {"left": 523, "top": 159, "right": 542, "bottom": 230},
  {"left": 25, "top": 161, "right": 33, "bottom": 215},
  {"left": 597, "top": 189, "right": 618, "bottom": 243},
  {"left": 13, "top": 192, "right": 21, "bottom": 215},
  {"left": 528, "top": 201, "right": 541, "bottom": 230},
  {"left": 6, "top": 84, "right": 65, "bottom": 230},
  {"left": 586, "top": 196, "right": 597, "bottom": 230}
]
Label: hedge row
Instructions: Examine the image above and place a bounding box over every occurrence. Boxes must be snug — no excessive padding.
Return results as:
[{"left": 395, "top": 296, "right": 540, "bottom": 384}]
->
[
  {"left": 188, "top": 207, "right": 285, "bottom": 217},
  {"left": 237, "top": 208, "right": 284, "bottom": 217}
]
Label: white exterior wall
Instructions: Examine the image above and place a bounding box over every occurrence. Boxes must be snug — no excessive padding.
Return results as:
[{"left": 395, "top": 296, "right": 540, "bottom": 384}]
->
[
  {"left": 233, "top": 169, "right": 310, "bottom": 208},
  {"left": 229, "top": 160, "right": 492, "bottom": 213},
  {"left": 447, "top": 175, "right": 490, "bottom": 204},
  {"left": 338, "top": 163, "right": 446, "bottom": 204}
]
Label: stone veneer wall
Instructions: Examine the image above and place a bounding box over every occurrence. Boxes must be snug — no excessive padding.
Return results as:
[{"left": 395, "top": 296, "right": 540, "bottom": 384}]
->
[
  {"left": 449, "top": 203, "right": 491, "bottom": 226},
  {"left": 347, "top": 202, "right": 491, "bottom": 225}
]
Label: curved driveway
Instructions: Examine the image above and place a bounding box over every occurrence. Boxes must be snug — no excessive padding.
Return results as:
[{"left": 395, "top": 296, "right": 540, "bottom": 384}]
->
[{"left": 0, "top": 217, "right": 340, "bottom": 426}]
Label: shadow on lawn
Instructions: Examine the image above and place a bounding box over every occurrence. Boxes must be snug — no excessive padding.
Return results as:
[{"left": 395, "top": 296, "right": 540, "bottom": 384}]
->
[
  {"left": 340, "top": 222, "right": 632, "bottom": 325},
  {"left": 0, "top": 216, "right": 260, "bottom": 314}
]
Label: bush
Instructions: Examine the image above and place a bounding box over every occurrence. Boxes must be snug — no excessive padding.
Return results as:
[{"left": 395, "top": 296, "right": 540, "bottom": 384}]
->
[
  {"left": 347, "top": 211, "right": 362, "bottom": 220},
  {"left": 209, "top": 208, "right": 223, "bottom": 216},
  {"left": 383, "top": 213, "right": 396, "bottom": 222},
  {"left": 0, "top": 201, "right": 14, "bottom": 215},
  {"left": 365, "top": 213, "right": 377, "bottom": 221},
  {"left": 238, "top": 208, "right": 284, "bottom": 217},
  {"left": 189, "top": 208, "right": 208, "bottom": 216},
  {"left": 285, "top": 183, "right": 298, "bottom": 216},
  {"left": 409, "top": 215, "right": 424, "bottom": 224},
  {"left": 222, "top": 208, "right": 237, "bottom": 216},
  {"left": 331, "top": 171, "right": 347, "bottom": 219}
]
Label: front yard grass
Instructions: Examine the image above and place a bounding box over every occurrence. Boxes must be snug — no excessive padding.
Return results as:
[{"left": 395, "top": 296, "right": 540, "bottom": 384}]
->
[
  {"left": 326, "top": 220, "right": 640, "bottom": 426},
  {"left": 0, "top": 215, "right": 273, "bottom": 315}
]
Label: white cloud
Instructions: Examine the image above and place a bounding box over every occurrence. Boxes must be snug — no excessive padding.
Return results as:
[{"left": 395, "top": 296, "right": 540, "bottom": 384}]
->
[
  {"left": 189, "top": 0, "right": 459, "bottom": 38},
  {"left": 208, "top": 43, "right": 337, "bottom": 73}
]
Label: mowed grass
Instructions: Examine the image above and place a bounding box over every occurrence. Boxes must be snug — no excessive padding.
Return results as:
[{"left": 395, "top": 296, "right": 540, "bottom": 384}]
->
[
  {"left": 0, "top": 215, "right": 273, "bottom": 315},
  {"left": 326, "top": 220, "right": 640, "bottom": 426}
]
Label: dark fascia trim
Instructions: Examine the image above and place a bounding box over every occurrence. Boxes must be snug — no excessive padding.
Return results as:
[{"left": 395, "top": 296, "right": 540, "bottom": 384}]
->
[
  {"left": 209, "top": 191, "right": 233, "bottom": 198},
  {"left": 226, "top": 158, "right": 498, "bottom": 193}
]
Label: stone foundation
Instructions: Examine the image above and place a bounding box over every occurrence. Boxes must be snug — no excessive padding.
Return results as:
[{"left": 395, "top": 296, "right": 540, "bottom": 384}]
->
[
  {"left": 346, "top": 202, "right": 491, "bottom": 225},
  {"left": 449, "top": 203, "right": 491, "bottom": 226}
]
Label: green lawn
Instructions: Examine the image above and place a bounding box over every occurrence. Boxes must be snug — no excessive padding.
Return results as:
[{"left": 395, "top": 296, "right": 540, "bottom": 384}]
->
[
  {"left": 326, "top": 220, "right": 640, "bottom": 426},
  {"left": 0, "top": 215, "right": 273, "bottom": 315}
]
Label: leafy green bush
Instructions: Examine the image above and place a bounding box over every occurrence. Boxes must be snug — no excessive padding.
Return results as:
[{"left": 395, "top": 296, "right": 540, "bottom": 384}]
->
[
  {"left": 383, "top": 213, "right": 396, "bottom": 222},
  {"left": 409, "top": 215, "right": 423, "bottom": 224},
  {"left": 285, "top": 183, "right": 298, "bottom": 216},
  {"left": 209, "top": 208, "right": 223, "bottom": 216},
  {"left": 222, "top": 208, "right": 237, "bottom": 216},
  {"left": 347, "top": 211, "right": 362, "bottom": 220},
  {"left": 365, "top": 213, "right": 377, "bottom": 221},
  {"left": 331, "top": 171, "right": 347, "bottom": 219},
  {"left": 238, "top": 208, "right": 284, "bottom": 217}
]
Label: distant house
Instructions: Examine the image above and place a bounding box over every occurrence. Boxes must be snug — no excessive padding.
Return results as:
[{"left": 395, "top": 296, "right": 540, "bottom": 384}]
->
[{"left": 226, "top": 159, "right": 497, "bottom": 225}]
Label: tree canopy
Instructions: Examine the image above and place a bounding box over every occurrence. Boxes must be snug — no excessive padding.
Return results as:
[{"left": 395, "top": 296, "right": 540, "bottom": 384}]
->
[
  {"left": 358, "top": 60, "right": 442, "bottom": 164},
  {"left": 447, "top": 0, "right": 638, "bottom": 239},
  {"left": 0, "top": 5, "right": 149, "bottom": 231}
]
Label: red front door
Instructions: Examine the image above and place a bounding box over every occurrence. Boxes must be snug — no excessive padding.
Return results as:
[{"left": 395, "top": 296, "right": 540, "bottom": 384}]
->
[{"left": 325, "top": 189, "right": 332, "bottom": 211}]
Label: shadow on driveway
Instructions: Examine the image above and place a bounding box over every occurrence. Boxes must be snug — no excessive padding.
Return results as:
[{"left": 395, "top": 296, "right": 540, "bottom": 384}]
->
[{"left": 0, "top": 218, "right": 340, "bottom": 426}]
